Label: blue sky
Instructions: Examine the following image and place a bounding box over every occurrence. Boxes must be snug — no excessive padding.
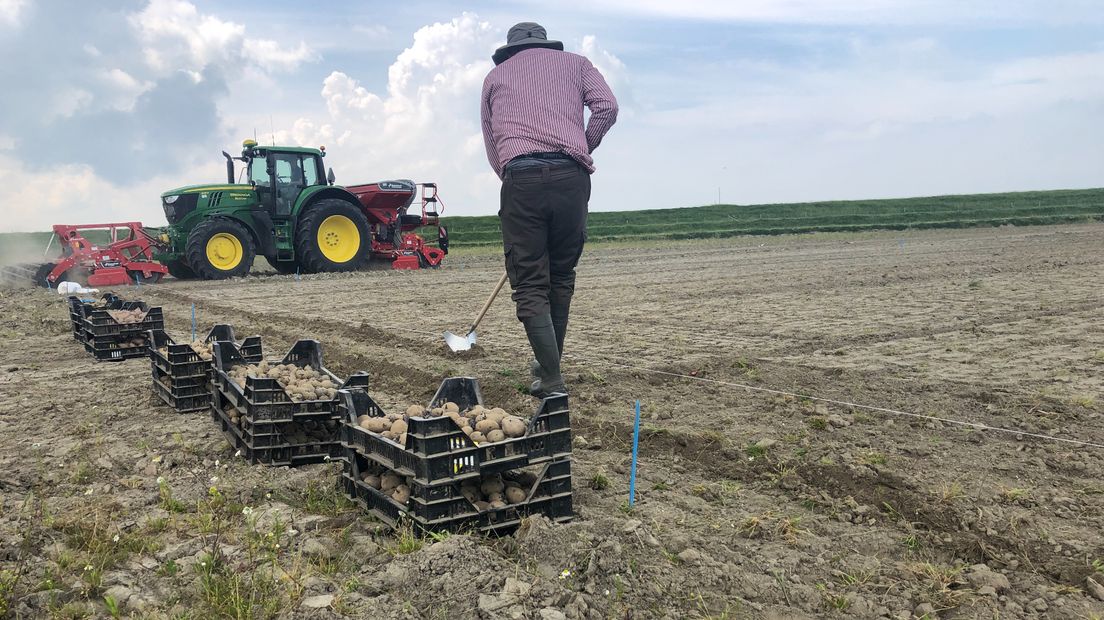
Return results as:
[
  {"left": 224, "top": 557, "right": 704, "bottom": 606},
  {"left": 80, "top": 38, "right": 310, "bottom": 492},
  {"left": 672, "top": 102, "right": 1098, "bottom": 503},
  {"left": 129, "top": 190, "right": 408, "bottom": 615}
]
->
[{"left": 0, "top": 0, "right": 1101, "bottom": 231}]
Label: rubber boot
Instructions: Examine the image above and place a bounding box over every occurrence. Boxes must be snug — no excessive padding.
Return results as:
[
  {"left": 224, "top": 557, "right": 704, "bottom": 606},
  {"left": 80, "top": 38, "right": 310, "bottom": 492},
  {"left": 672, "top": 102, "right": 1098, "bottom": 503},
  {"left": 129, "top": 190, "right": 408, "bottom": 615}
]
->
[
  {"left": 550, "top": 301, "right": 570, "bottom": 357},
  {"left": 524, "top": 313, "right": 566, "bottom": 397}
]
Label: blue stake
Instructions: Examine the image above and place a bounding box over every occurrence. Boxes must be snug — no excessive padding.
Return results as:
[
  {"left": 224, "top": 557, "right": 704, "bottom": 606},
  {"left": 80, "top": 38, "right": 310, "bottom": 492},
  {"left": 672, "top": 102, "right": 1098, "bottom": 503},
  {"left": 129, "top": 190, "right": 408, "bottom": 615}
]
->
[
  {"left": 628, "top": 399, "right": 641, "bottom": 506},
  {"left": 191, "top": 303, "right": 196, "bottom": 341},
  {"left": 295, "top": 267, "right": 300, "bottom": 281}
]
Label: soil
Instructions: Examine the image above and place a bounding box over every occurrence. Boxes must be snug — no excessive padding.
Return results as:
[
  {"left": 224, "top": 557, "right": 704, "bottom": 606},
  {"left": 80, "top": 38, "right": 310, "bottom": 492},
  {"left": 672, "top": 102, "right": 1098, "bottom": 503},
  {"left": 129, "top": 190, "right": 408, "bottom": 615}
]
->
[{"left": 1, "top": 222, "right": 1103, "bottom": 619}]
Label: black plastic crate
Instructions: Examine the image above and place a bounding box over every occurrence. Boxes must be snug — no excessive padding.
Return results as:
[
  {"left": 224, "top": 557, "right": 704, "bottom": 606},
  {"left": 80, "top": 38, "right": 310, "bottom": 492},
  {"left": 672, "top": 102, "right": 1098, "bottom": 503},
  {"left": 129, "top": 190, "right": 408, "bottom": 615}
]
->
[
  {"left": 211, "top": 395, "right": 343, "bottom": 467},
  {"left": 80, "top": 301, "right": 165, "bottom": 338},
  {"left": 149, "top": 325, "right": 263, "bottom": 379},
  {"left": 339, "top": 377, "right": 572, "bottom": 486},
  {"left": 82, "top": 332, "right": 150, "bottom": 361},
  {"left": 152, "top": 371, "right": 210, "bottom": 412},
  {"left": 341, "top": 449, "right": 572, "bottom": 534},
  {"left": 68, "top": 294, "right": 125, "bottom": 342},
  {"left": 215, "top": 389, "right": 343, "bottom": 448},
  {"left": 211, "top": 339, "right": 369, "bottom": 423}
]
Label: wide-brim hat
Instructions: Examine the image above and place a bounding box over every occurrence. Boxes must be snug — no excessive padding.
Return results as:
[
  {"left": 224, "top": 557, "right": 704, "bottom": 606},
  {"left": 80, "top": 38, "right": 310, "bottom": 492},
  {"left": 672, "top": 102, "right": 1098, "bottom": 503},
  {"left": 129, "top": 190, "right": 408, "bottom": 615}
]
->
[{"left": 492, "top": 22, "right": 563, "bottom": 65}]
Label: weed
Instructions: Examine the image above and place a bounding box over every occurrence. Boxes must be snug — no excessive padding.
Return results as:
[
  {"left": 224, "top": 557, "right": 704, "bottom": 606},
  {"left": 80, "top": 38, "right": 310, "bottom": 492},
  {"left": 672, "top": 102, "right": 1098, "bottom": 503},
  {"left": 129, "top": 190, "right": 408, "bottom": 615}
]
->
[
  {"left": 1071, "top": 395, "right": 1096, "bottom": 408},
  {"left": 908, "top": 562, "right": 966, "bottom": 609},
  {"left": 662, "top": 550, "right": 682, "bottom": 566},
  {"left": 738, "top": 514, "right": 766, "bottom": 539},
  {"left": 815, "top": 582, "right": 851, "bottom": 611},
  {"left": 589, "top": 472, "right": 610, "bottom": 491},
  {"left": 157, "top": 479, "right": 188, "bottom": 514},
  {"left": 776, "top": 516, "right": 808, "bottom": 544},
  {"left": 196, "top": 553, "right": 282, "bottom": 620},
  {"left": 860, "top": 452, "right": 886, "bottom": 466},
  {"left": 1092, "top": 558, "right": 1104, "bottom": 573},
  {"left": 103, "top": 594, "right": 121, "bottom": 619},
  {"left": 902, "top": 534, "right": 922, "bottom": 554},
  {"left": 386, "top": 524, "right": 424, "bottom": 556},
  {"left": 426, "top": 530, "right": 450, "bottom": 543},
  {"left": 618, "top": 501, "right": 635, "bottom": 515},
  {"left": 279, "top": 480, "right": 354, "bottom": 516},
  {"left": 496, "top": 368, "right": 514, "bottom": 377},
  {"left": 69, "top": 462, "right": 93, "bottom": 484},
  {"left": 936, "top": 481, "right": 964, "bottom": 504},
  {"left": 999, "top": 487, "right": 1028, "bottom": 502},
  {"left": 652, "top": 481, "right": 670, "bottom": 491},
  {"left": 745, "top": 444, "right": 767, "bottom": 458},
  {"left": 807, "top": 417, "right": 828, "bottom": 430},
  {"left": 967, "top": 280, "right": 982, "bottom": 289},
  {"left": 159, "top": 559, "right": 180, "bottom": 578}
]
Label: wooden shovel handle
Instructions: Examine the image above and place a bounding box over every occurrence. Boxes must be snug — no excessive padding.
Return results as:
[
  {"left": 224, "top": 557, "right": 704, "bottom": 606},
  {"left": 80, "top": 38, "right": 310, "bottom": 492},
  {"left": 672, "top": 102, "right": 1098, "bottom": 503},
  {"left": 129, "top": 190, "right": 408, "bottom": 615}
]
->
[{"left": 468, "top": 271, "right": 509, "bottom": 334}]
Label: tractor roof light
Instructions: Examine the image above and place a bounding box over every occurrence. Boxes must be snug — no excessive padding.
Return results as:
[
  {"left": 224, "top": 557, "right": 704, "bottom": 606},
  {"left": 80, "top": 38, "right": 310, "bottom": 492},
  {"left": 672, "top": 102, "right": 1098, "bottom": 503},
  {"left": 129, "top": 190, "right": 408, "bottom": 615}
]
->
[{"left": 319, "top": 145, "right": 326, "bottom": 157}]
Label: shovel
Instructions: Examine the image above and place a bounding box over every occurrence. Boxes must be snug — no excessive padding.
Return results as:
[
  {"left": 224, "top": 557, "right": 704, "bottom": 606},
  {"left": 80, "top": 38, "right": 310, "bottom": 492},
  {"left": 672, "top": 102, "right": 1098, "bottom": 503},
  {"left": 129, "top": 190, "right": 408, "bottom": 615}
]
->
[{"left": 444, "top": 271, "right": 509, "bottom": 351}]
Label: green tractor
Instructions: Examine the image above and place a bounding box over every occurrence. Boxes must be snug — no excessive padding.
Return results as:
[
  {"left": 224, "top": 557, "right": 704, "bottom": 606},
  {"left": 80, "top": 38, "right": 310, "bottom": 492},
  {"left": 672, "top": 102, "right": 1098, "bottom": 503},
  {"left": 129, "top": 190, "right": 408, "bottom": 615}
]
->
[{"left": 152, "top": 139, "right": 446, "bottom": 279}]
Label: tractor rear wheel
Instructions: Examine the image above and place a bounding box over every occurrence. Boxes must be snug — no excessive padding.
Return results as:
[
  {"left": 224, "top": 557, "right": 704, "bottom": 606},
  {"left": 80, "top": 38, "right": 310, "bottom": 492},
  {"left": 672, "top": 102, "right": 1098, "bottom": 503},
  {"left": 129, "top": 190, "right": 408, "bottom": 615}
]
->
[
  {"left": 295, "top": 199, "right": 369, "bottom": 273},
  {"left": 164, "top": 259, "right": 194, "bottom": 280},
  {"left": 33, "top": 263, "right": 69, "bottom": 288},
  {"left": 185, "top": 219, "right": 255, "bottom": 280}
]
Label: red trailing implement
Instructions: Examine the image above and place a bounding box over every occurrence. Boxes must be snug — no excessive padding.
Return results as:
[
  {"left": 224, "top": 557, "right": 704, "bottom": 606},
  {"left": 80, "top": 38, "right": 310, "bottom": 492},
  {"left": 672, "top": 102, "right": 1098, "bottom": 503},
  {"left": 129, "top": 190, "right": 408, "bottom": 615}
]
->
[
  {"left": 346, "top": 181, "right": 448, "bottom": 270},
  {"left": 1, "top": 223, "right": 168, "bottom": 288}
]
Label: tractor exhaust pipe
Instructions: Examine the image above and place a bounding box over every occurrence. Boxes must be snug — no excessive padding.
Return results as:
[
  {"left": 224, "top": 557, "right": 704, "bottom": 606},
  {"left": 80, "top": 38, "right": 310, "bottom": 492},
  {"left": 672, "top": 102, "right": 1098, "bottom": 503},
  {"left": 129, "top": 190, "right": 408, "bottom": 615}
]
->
[{"left": 222, "top": 151, "right": 235, "bottom": 184}]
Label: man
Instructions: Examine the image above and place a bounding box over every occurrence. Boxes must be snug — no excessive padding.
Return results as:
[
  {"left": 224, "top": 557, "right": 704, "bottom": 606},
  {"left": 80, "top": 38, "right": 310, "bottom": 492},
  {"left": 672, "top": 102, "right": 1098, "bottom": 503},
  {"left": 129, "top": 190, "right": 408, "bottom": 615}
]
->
[{"left": 481, "top": 22, "right": 618, "bottom": 397}]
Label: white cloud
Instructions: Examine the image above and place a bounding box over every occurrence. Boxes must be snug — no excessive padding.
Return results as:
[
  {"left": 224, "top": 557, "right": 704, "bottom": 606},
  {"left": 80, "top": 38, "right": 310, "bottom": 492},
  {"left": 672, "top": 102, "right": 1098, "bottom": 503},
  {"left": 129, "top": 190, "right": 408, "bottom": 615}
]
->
[
  {"left": 100, "top": 69, "right": 155, "bottom": 112},
  {"left": 0, "top": 0, "right": 27, "bottom": 28},
  {"left": 539, "top": 0, "right": 1104, "bottom": 25},
  {"left": 129, "top": 0, "right": 314, "bottom": 75}
]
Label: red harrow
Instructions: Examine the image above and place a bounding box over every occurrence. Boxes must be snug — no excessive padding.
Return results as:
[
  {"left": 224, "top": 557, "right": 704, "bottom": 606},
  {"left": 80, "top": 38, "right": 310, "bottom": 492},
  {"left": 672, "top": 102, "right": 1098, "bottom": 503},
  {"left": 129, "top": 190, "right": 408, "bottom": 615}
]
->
[{"left": 1, "top": 223, "right": 168, "bottom": 288}]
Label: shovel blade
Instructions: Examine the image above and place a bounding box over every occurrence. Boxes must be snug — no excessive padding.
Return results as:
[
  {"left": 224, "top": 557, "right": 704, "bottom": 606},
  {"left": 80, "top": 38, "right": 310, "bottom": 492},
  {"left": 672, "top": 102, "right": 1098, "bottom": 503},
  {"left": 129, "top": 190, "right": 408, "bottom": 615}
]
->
[{"left": 443, "top": 330, "right": 477, "bottom": 352}]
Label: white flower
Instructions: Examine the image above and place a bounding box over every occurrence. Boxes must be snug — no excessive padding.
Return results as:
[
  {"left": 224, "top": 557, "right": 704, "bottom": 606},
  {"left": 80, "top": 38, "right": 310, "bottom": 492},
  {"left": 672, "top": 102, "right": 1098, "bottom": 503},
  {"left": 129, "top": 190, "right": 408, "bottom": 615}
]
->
[
  {"left": 156, "top": 476, "right": 165, "bottom": 485},
  {"left": 214, "top": 460, "right": 220, "bottom": 467},
  {"left": 265, "top": 493, "right": 271, "bottom": 499},
  {"left": 84, "top": 565, "right": 93, "bottom": 571},
  {"left": 31, "top": 442, "right": 40, "bottom": 449},
  {"left": 234, "top": 450, "right": 242, "bottom": 458},
  {"left": 559, "top": 569, "right": 571, "bottom": 579},
  {"left": 323, "top": 455, "right": 331, "bottom": 462},
  {"left": 200, "top": 561, "right": 206, "bottom": 567},
  {"left": 242, "top": 506, "right": 254, "bottom": 516},
  {"left": 112, "top": 534, "right": 120, "bottom": 543},
  {"left": 84, "top": 487, "right": 94, "bottom": 496}
]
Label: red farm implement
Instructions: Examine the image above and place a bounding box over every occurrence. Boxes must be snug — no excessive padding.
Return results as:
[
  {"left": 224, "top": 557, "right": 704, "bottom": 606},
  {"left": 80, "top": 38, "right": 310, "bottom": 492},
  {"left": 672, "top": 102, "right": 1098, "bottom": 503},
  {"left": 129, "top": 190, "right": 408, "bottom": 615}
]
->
[
  {"left": 347, "top": 181, "right": 448, "bottom": 270},
  {"left": 1, "top": 223, "right": 168, "bottom": 288}
]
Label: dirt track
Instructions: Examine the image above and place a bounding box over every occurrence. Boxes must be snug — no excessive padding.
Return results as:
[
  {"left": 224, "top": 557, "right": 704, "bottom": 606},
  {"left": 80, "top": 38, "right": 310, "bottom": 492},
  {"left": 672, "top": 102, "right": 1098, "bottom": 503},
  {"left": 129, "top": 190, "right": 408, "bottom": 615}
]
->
[{"left": 1, "top": 223, "right": 1103, "bottom": 619}]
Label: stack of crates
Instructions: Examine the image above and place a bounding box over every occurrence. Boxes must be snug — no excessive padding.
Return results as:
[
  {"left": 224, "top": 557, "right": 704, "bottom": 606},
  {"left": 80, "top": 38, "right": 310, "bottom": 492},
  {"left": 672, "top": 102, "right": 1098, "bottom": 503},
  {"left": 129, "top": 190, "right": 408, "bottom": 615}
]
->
[
  {"left": 148, "top": 325, "right": 263, "bottom": 413},
  {"left": 67, "top": 294, "right": 122, "bottom": 343},
  {"left": 338, "top": 377, "right": 574, "bottom": 534},
  {"left": 210, "top": 338, "right": 370, "bottom": 467},
  {"left": 74, "top": 298, "right": 164, "bottom": 361}
]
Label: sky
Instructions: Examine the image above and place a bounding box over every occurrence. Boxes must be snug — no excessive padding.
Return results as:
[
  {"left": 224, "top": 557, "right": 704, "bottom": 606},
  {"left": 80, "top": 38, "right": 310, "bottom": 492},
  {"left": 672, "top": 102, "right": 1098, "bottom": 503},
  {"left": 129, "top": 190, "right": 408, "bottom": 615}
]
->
[{"left": 0, "top": 0, "right": 1101, "bottom": 232}]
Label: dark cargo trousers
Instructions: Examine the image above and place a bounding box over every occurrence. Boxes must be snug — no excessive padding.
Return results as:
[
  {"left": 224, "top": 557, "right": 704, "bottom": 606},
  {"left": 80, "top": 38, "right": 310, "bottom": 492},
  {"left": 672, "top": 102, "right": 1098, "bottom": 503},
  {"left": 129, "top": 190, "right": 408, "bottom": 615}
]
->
[{"left": 499, "top": 162, "right": 590, "bottom": 321}]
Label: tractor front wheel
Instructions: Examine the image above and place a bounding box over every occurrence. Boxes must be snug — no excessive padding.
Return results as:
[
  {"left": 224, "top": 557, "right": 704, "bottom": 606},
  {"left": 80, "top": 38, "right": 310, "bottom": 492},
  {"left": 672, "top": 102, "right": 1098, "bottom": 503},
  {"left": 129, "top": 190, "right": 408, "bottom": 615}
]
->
[
  {"left": 185, "top": 219, "right": 255, "bottom": 280},
  {"left": 164, "top": 259, "right": 194, "bottom": 280},
  {"left": 295, "top": 199, "right": 369, "bottom": 273}
]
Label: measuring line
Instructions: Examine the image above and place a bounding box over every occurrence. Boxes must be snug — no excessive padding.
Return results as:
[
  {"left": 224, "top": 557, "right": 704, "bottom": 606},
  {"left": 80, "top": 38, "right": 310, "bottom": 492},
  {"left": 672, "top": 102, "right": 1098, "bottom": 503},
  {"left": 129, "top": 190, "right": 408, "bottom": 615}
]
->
[{"left": 586, "top": 359, "right": 1104, "bottom": 450}]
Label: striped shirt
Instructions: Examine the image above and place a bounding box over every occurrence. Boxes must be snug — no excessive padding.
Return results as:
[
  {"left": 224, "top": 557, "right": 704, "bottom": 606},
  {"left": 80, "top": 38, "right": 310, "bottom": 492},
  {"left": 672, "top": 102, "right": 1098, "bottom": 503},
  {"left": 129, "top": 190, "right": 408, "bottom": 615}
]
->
[{"left": 481, "top": 48, "right": 618, "bottom": 179}]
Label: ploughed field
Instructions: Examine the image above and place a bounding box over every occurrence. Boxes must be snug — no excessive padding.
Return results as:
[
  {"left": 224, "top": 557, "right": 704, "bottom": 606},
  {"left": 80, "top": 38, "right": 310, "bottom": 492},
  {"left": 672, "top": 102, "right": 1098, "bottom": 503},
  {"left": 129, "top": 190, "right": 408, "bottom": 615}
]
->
[{"left": 1, "top": 222, "right": 1103, "bottom": 619}]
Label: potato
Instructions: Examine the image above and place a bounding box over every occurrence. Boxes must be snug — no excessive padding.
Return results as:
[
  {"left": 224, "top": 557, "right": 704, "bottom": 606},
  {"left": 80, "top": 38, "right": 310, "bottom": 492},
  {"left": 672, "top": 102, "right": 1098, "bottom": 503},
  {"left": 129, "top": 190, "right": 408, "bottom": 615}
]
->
[
  {"left": 381, "top": 431, "right": 395, "bottom": 441},
  {"left": 391, "top": 484, "right": 410, "bottom": 504},
  {"left": 363, "top": 474, "right": 381, "bottom": 490},
  {"left": 380, "top": 472, "right": 402, "bottom": 492},
  {"left": 504, "top": 486, "right": 527, "bottom": 504},
  {"left": 475, "top": 419, "right": 499, "bottom": 434},
  {"left": 489, "top": 499, "right": 507, "bottom": 510},
  {"left": 390, "top": 419, "right": 408, "bottom": 435},
  {"left": 486, "top": 429, "right": 505, "bottom": 443},
  {"left": 481, "top": 476, "right": 504, "bottom": 496},
  {"left": 473, "top": 500, "right": 490, "bottom": 512},
  {"left": 431, "top": 407, "right": 444, "bottom": 416},
  {"left": 406, "top": 404, "right": 425, "bottom": 417},
  {"left": 500, "top": 416, "right": 527, "bottom": 438},
  {"left": 490, "top": 407, "right": 507, "bottom": 418},
  {"left": 398, "top": 433, "right": 407, "bottom": 445},
  {"left": 364, "top": 417, "right": 389, "bottom": 433},
  {"left": 357, "top": 414, "right": 371, "bottom": 426},
  {"left": 461, "top": 487, "right": 481, "bottom": 504},
  {"left": 460, "top": 426, "right": 473, "bottom": 437},
  {"left": 444, "top": 401, "right": 460, "bottom": 412},
  {"left": 470, "top": 431, "right": 486, "bottom": 444},
  {"left": 485, "top": 409, "right": 505, "bottom": 424}
]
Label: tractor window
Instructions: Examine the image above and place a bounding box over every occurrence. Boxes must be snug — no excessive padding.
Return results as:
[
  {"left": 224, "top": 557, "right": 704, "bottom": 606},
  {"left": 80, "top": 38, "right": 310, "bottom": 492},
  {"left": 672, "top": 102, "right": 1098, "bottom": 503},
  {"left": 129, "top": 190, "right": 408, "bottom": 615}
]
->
[
  {"left": 249, "top": 158, "right": 269, "bottom": 186},
  {"left": 300, "top": 156, "right": 319, "bottom": 186}
]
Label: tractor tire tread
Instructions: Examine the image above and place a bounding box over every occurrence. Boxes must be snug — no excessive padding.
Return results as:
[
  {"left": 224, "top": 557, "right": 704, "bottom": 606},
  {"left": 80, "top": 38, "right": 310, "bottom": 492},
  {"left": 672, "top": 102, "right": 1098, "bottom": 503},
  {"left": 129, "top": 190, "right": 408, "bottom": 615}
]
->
[{"left": 185, "top": 218, "right": 255, "bottom": 280}]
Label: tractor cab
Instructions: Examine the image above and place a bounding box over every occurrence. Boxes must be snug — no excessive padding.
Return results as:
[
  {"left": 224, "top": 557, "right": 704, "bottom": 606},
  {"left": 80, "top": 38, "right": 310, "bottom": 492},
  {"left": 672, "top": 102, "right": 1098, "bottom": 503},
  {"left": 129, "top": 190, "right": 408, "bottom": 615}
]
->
[{"left": 239, "top": 141, "right": 328, "bottom": 218}]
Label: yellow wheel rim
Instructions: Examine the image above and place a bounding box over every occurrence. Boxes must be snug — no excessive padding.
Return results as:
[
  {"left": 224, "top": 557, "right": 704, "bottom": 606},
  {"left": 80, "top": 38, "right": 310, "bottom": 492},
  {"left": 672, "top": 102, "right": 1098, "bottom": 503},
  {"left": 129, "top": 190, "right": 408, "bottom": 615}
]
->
[
  {"left": 317, "top": 215, "right": 361, "bottom": 263},
  {"left": 206, "top": 233, "right": 244, "bottom": 271}
]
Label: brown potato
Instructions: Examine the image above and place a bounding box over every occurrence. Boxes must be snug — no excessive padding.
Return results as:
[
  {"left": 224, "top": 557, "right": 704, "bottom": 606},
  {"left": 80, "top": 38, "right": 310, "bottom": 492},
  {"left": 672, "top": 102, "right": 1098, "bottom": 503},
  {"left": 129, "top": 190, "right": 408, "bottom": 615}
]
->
[
  {"left": 364, "top": 417, "right": 389, "bottom": 433},
  {"left": 390, "top": 419, "right": 408, "bottom": 435},
  {"left": 444, "top": 401, "right": 460, "bottom": 412},
  {"left": 488, "top": 499, "right": 507, "bottom": 510},
  {"left": 475, "top": 419, "right": 499, "bottom": 434},
  {"left": 391, "top": 484, "right": 410, "bottom": 503},
  {"left": 504, "top": 486, "right": 527, "bottom": 504},
  {"left": 398, "top": 432, "right": 407, "bottom": 445},
  {"left": 380, "top": 472, "right": 401, "bottom": 492},
  {"left": 363, "top": 474, "right": 381, "bottom": 490},
  {"left": 406, "top": 404, "right": 425, "bottom": 417},
  {"left": 500, "top": 416, "right": 527, "bottom": 438},
  {"left": 486, "top": 429, "right": 506, "bottom": 443},
  {"left": 473, "top": 500, "right": 490, "bottom": 512},
  {"left": 481, "top": 476, "right": 504, "bottom": 496},
  {"left": 470, "top": 431, "right": 486, "bottom": 444}
]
